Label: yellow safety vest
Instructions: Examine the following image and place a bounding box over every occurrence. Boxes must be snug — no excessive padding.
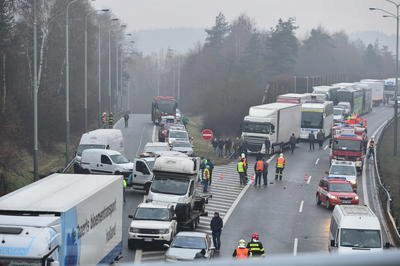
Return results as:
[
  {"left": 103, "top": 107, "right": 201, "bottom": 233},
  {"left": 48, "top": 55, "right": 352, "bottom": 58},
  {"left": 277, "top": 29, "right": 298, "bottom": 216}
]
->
[
  {"left": 203, "top": 168, "right": 210, "bottom": 180},
  {"left": 237, "top": 162, "right": 245, "bottom": 173}
]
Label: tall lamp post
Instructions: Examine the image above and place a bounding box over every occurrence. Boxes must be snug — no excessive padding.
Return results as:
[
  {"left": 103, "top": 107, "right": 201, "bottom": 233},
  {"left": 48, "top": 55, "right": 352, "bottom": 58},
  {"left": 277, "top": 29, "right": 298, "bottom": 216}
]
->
[
  {"left": 370, "top": 0, "right": 399, "bottom": 156},
  {"left": 33, "top": 0, "right": 38, "bottom": 180},
  {"left": 84, "top": 9, "right": 109, "bottom": 132},
  {"left": 108, "top": 18, "right": 119, "bottom": 113},
  {"left": 65, "top": 0, "right": 80, "bottom": 164}
]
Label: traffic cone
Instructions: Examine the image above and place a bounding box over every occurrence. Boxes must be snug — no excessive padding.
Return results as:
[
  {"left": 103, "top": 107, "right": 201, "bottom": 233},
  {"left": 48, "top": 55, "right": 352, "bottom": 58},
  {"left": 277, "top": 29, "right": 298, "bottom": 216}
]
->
[
  {"left": 219, "top": 173, "right": 224, "bottom": 180},
  {"left": 250, "top": 175, "right": 255, "bottom": 184},
  {"left": 304, "top": 174, "right": 309, "bottom": 183}
]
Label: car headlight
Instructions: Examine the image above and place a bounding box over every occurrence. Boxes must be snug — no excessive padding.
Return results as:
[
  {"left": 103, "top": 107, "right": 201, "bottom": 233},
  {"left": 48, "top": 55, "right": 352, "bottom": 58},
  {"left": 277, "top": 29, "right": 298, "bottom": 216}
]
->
[
  {"left": 130, "top": 227, "right": 139, "bottom": 233},
  {"left": 159, "top": 229, "right": 169, "bottom": 234},
  {"left": 354, "top": 196, "right": 359, "bottom": 200},
  {"left": 350, "top": 180, "right": 356, "bottom": 185},
  {"left": 328, "top": 193, "right": 337, "bottom": 200},
  {"left": 166, "top": 255, "right": 177, "bottom": 261}
]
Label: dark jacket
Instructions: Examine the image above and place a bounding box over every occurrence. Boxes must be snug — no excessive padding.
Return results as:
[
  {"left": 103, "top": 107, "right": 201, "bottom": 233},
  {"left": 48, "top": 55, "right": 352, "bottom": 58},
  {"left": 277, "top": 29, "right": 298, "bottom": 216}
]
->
[
  {"left": 308, "top": 133, "right": 315, "bottom": 141},
  {"left": 264, "top": 139, "right": 271, "bottom": 149},
  {"left": 210, "top": 216, "right": 223, "bottom": 232},
  {"left": 246, "top": 240, "right": 264, "bottom": 256},
  {"left": 317, "top": 131, "right": 324, "bottom": 141},
  {"left": 289, "top": 135, "right": 296, "bottom": 145},
  {"left": 207, "top": 160, "right": 214, "bottom": 170}
]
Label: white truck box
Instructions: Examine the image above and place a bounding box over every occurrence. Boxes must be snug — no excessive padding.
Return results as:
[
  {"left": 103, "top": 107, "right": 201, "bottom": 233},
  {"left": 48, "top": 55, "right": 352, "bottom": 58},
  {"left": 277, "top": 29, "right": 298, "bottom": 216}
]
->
[
  {"left": 242, "top": 102, "right": 301, "bottom": 153},
  {"left": 359, "top": 79, "right": 384, "bottom": 106},
  {"left": 0, "top": 174, "right": 123, "bottom": 266}
]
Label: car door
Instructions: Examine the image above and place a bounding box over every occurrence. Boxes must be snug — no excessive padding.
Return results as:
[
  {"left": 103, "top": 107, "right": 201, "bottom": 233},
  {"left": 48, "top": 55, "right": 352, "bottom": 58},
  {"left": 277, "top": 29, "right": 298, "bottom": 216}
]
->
[
  {"left": 133, "top": 159, "right": 152, "bottom": 187},
  {"left": 97, "top": 154, "right": 114, "bottom": 174},
  {"left": 319, "top": 179, "right": 329, "bottom": 204},
  {"left": 205, "top": 235, "right": 213, "bottom": 258}
]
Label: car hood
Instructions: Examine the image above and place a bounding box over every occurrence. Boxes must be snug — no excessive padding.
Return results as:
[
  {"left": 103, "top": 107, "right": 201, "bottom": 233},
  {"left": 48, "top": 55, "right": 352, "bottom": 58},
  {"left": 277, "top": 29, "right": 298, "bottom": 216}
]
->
[
  {"left": 166, "top": 248, "right": 202, "bottom": 260},
  {"left": 330, "top": 191, "right": 357, "bottom": 197},
  {"left": 130, "top": 220, "right": 171, "bottom": 229},
  {"left": 172, "top": 147, "right": 193, "bottom": 153},
  {"left": 329, "top": 174, "right": 356, "bottom": 182}
]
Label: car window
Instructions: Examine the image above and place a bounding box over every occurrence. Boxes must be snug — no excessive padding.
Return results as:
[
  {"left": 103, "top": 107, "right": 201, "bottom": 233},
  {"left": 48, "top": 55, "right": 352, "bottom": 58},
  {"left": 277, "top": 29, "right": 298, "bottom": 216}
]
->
[
  {"left": 136, "top": 161, "right": 150, "bottom": 175},
  {"left": 188, "top": 181, "right": 195, "bottom": 196},
  {"left": 101, "top": 155, "right": 112, "bottom": 165}
]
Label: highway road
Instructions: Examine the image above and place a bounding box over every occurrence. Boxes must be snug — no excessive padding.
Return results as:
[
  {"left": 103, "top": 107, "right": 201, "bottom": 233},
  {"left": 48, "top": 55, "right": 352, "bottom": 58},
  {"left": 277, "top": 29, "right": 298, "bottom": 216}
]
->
[{"left": 114, "top": 106, "right": 394, "bottom": 263}]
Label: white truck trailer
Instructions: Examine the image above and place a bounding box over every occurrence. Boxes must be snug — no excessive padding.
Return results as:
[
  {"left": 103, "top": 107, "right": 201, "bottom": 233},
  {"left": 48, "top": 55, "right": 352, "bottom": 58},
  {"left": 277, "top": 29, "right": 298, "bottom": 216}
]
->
[
  {"left": 0, "top": 174, "right": 123, "bottom": 266},
  {"left": 359, "top": 79, "right": 384, "bottom": 106},
  {"left": 241, "top": 102, "right": 301, "bottom": 154}
]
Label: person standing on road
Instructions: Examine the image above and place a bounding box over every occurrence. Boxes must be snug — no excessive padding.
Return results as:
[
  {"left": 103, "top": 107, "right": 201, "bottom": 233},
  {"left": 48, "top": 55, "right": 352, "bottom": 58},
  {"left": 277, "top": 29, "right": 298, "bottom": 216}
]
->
[
  {"left": 101, "top": 112, "right": 107, "bottom": 128},
  {"left": 237, "top": 159, "right": 247, "bottom": 185},
  {"left": 218, "top": 138, "right": 224, "bottom": 158},
  {"left": 225, "top": 137, "right": 232, "bottom": 157},
  {"left": 212, "top": 138, "right": 218, "bottom": 155},
  {"left": 210, "top": 212, "right": 223, "bottom": 252},
  {"left": 123, "top": 113, "right": 129, "bottom": 128},
  {"left": 289, "top": 133, "right": 296, "bottom": 154},
  {"left": 207, "top": 159, "right": 214, "bottom": 185},
  {"left": 122, "top": 178, "right": 127, "bottom": 203},
  {"left": 367, "top": 137, "right": 375, "bottom": 159},
  {"left": 202, "top": 165, "right": 210, "bottom": 192},
  {"left": 275, "top": 153, "right": 285, "bottom": 181},
  {"left": 317, "top": 130, "right": 324, "bottom": 149},
  {"left": 263, "top": 157, "right": 269, "bottom": 186},
  {"left": 308, "top": 131, "right": 315, "bottom": 151},
  {"left": 108, "top": 112, "right": 114, "bottom": 128},
  {"left": 264, "top": 137, "right": 271, "bottom": 156},
  {"left": 233, "top": 137, "right": 240, "bottom": 158},
  {"left": 254, "top": 156, "right": 264, "bottom": 187},
  {"left": 232, "top": 239, "right": 251, "bottom": 259},
  {"left": 246, "top": 233, "right": 265, "bottom": 257}
]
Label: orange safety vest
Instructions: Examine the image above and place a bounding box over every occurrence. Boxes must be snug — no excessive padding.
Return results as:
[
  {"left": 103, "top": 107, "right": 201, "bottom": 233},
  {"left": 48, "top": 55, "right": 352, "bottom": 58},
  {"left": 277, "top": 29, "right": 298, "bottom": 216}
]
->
[
  {"left": 256, "top": 160, "right": 264, "bottom": 171},
  {"left": 235, "top": 248, "right": 250, "bottom": 259},
  {"left": 276, "top": 157, "right": 285, "bottom": 168}
]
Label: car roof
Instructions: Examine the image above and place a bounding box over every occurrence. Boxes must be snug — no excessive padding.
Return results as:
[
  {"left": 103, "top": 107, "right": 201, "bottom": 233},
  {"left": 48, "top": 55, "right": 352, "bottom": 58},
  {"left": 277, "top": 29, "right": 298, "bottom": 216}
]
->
[
  {"left": 138, "top": 202, "right": 172, "bottom": 209},
  {"left": 176, "top": 231, "right": 207, "bottom": 237},
  {"left": 145, "top": 142, "right": 169, "bottom": 147},
  {"left": 84, "top": 148, "right": 120, "bottom": 155},
  {"left": 330, "top": 160, "right": 355, "bottom": 166},
  {"left": 169, "top": 129, "right": 187, "bottom": 133},
  {"left": 322, "top": 177, "right": 350, "bottom": 184}
]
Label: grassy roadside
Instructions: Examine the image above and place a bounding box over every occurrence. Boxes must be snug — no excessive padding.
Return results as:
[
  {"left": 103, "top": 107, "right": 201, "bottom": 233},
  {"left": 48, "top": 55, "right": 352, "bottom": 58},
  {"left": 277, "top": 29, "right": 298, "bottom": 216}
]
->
[
  {"left": 378, "top": 118, "right": 400, "bottom": 227},
  {"left": 186, "top": 116, "right": 230, "bottom": 165}
]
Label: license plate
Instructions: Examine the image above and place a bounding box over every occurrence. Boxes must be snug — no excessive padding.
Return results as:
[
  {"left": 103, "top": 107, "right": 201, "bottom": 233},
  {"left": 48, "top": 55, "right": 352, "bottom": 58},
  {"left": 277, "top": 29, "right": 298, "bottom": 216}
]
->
[
  {"left": 342, "top": 200, "right": 351, "bottom": 204},
  {"left": 144, "top": 238, "right": 153, "bottom": 242}
]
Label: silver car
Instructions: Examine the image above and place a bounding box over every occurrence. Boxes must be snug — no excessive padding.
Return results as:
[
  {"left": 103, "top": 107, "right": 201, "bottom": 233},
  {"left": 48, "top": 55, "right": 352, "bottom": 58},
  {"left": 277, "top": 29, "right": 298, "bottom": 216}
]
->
[
  {"left": 171, "top": 141, "right": 194, "bottom": 156},
  {"left": 165, "top": 231, "right": 214, "bottom": 262}
]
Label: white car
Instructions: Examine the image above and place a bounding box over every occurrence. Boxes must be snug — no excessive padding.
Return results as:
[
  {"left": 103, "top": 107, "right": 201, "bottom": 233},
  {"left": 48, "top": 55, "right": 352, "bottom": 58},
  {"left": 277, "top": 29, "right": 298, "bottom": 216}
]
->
[
  {"left": 165, "top": 231, "right": 214, "bottom": 262},
  {"left": 333, "top": 107, "right": 345, "bottom": 123},
  {"left": 128, "top": 202, "right": 178, "bottom": 249},
  {"left": 168, "top": 129, "right": 189, "bottom": 145},
  {"left": 171, "top": 141, "right": 194, "bottom": 156},
  {"left": 143, "top": 142, "right": 171, "bottom": 153},
  {"left": 328, "top": 160, "right": 357, "bottom": 188}
]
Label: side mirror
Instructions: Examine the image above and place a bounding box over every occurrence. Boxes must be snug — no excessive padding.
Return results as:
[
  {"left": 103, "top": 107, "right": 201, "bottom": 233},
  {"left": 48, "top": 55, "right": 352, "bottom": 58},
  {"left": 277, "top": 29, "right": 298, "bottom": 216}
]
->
[
  {"left": 128, "top": 215, "right": 133, "bottom": 219},
  {"left": 385, "top": 242, "right": 391, "bottom": 249},
  {"left": 171, "top": 216, "right": 177, "bottom": 221},
  {"left": 330, "top": 240, "right": 336, "bottom": 247},
  {"left": 163, "top": 243, "right": 170, "bottom": 248}
]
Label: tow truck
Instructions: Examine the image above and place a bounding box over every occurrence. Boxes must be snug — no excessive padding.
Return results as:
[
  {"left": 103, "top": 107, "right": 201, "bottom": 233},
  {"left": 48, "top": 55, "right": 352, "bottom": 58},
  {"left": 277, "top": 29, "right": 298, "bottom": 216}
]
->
[
  {"left": 330, "top": 127, "right": 365, "bottom": 172},
  {"left": 146, "top": 155, "right": 210, "bottom": 231}
]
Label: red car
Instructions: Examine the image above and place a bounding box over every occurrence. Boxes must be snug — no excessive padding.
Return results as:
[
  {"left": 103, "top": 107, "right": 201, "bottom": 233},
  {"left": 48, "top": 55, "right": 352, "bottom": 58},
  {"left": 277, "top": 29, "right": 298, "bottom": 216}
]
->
[{"left": 316, "top": 178, "right": 359, "bottom": 209}]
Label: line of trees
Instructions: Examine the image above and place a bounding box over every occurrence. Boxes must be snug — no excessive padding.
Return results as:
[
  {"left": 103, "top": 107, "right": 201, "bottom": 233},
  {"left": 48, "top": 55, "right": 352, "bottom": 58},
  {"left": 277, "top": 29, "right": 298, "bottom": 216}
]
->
[{"left": 0, "top": 0, "right": 133, "bottom": 176}]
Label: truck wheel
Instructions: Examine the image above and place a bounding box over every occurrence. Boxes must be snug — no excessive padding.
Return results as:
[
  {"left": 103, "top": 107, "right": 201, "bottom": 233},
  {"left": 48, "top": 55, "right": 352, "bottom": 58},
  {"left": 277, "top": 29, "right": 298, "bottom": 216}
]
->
[
  {"left": 128, "top": 239, "right": 136, "bottom": 250},
  {"left": 316, "top": 194, "right": 321, "bottom": 205}
]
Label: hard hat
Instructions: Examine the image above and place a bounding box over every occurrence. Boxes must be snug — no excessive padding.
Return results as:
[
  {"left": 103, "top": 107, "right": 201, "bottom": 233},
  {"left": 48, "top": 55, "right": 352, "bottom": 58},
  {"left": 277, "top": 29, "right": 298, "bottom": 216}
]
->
[
  {"left": 238, "top": 239, "right": 246, "bottom": 248},
  {"left": 251, "top": 233, "right": 259, "bottom": 240},
  {"left": 241, "top": 153, "right": 245, "bottom": 158},
  {"left": 280, "top": 153, "right": 283, "bottom": 157}
]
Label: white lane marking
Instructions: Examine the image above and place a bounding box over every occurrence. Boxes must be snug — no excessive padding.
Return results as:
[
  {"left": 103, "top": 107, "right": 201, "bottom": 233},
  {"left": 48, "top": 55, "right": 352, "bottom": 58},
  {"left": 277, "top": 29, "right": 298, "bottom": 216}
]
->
[
  {"left": 135, "top": 126, "right": 146, "bottom": 157},
  {"left": 222, "top": 155, "right": 276, "bottom": 224},
  {"left": 315, "top": 158, "right": 319, "bottom": 165},
  {"left": 293, "top": 238, "right": 298, "bottom": 256},
  {"left": 134, "top": 249, "right": 142, "bottom": 264},
  {"left": 306, "top": 175, "right": 312, "bottom": 185},
  {"left": 324, "top": 145, "right": 328, "bottom": 150},
  {"left": 298, "top": 200, "right": 304, "bottom": 213},
  {"left": 152, "top": 125, "right": 156, "bottom": 142}
]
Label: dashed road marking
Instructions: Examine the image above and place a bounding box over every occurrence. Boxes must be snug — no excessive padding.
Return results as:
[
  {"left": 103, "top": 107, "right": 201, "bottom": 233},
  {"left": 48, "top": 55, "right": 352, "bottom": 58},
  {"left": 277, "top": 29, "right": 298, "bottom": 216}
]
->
[
  {"left": 315, "top": 158, "right": 319, "bottom": 165},
  {"left": 293, "top": 238, "right": 298, "bottom": 256},
  {"left": 299, "top": 200, "right": 304, "bottom": 213},
  {"left": 324, "top": 145, "right": 328, "bottom": 150},
  {"left": 306, "top": 175, "right": 312, "bottom": 185},
  {"left": 152, "top": 125, "right": 156, "bottom": 142}
]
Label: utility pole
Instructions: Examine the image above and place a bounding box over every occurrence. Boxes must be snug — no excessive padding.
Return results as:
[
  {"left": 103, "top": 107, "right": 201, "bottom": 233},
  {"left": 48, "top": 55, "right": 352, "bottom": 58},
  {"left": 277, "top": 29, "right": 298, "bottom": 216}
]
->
[
  {"left": 33, "top": 0, "right": 38, "bottom": 181},
  {"left": 294, "top": 76, "right": 297, "bottom": 93},
  {"left": 177, "top": 56, "right": 181, "bottom": 105}
]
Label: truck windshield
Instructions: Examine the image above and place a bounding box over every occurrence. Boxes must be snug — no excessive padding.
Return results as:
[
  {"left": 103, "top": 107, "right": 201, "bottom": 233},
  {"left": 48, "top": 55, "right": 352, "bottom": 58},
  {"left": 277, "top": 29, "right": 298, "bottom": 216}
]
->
[
  {"left": 333, "top": 139, "right": 362, "bottom": 152},
  {"left": 242, "top": 122, "right": 273, "bottom": 134},
  {"left": 301, "top": 112, "right": 323, "bottom": 129},
  {"left": 151, "top": 176, "right": 189, "bottom": 195},
  {"left": 134, "top": 208, "right": 171, "bottom": 221},
  {"left": 0, "top": 258, "right": 42, "bottom": 266},
  {"left": 340, "top": 229, "right": 381, "bottom": 248},
  {"left": 157, "top": 101, "right": 176, "bottom": 114},
  {"left": 144, "top": 145, "right": 170, "bottom": 153},
  {"left": 76, "top": 144, "right": 105, "bottom": 156},
  {"left": 329, "top": 165, "right": 356, "bottom": 176},
  {"left": 333, "top": 109, "right": 343, "bottom": 115},
  {"left": 110, "top": 154, "right": 130, "bottom": 164},
  {"left": 171, "top": 236, "right": 207, "bottom": 249},
  {"left": 329, "top": 183, "right": 353, "bottom": 192}
]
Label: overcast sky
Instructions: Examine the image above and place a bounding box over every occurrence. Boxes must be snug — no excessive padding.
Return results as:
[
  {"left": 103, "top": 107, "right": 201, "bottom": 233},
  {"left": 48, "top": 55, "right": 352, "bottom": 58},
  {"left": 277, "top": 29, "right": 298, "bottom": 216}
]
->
[{"left": 92, "top": 0, "right": 394, "bottom": 36}]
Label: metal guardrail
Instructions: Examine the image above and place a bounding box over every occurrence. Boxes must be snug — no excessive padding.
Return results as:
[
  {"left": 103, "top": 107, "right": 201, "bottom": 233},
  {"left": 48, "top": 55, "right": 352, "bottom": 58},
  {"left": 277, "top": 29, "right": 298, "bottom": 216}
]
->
[{"left": 375, "top": 117, "right": 400, "bottom": 246}]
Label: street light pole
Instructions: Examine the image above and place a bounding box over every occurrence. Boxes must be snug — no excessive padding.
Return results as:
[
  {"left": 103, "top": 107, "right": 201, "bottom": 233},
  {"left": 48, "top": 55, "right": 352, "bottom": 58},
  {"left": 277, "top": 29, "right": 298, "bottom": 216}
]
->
[
  {"left": 98, "top": 23, "right": 102, "bottom": 127},
  {"left": 65, "top": 0, "right": 79, "bottom": 165},
  {"left": 33, "top": 0, "right": 38, "bottom": 181}
]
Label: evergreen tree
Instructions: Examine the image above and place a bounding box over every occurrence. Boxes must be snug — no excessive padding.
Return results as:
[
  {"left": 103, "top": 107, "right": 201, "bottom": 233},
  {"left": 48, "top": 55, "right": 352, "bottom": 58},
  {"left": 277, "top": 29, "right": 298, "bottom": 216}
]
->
[{"left": 205, "top": 12, "right": 230, "bottom": 46}]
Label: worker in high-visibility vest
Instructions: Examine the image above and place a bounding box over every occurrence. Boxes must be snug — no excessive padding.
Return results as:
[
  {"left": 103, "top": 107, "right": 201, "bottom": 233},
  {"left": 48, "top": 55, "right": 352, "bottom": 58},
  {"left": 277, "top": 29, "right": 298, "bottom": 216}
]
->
[
  {"left": 202, "top": 165, "right": 210, "bottom": 193},
  {"left": 275, "top": 153, "right": 286, "bottom": 181},
  {"left": 246, "top": 233, "right": 265, "bottom": 257},
  {"left": 254, "top": 157, "right": 264, "bottom": 187},
  {"left": 232, "top": 239, "right": 251, "bottom": 259},
  {"left": 237, "top": 159, "right": 247, "bottom": 185}
]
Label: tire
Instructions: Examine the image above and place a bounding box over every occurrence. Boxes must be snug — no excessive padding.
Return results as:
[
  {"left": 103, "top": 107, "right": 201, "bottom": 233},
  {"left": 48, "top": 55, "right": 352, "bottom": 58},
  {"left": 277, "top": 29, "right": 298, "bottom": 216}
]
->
[
  {"left": 115, "top": 171, "right": 122, "bottom": 176},
  {"left": 316, "top": 194, "right": 321, "bottom": 205},
  {"left": 128, "top": 239, "right": 136, "bottom": 250}
]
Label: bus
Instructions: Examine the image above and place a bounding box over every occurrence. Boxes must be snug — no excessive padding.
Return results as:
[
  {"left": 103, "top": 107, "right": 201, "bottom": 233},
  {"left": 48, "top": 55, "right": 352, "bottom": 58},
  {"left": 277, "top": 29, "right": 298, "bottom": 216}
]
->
[
  {"left": 300, "top": 101, "right": 334, "bottom": 139},
  {"left": 151, "top": 96, "right": 178, "bottom": 124},
  {"left": 312, "top": 86, "right": 340, "bottom": 105}
]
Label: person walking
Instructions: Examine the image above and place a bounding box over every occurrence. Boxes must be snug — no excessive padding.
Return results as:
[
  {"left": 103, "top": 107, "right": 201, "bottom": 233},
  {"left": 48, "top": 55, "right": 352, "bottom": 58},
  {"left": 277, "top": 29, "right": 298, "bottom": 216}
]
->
[
  {"left": 237, "top": 159, "right": 247, "bottom": 185},
  {"left": 308, "top": 131, "right": 315, "bottom": 151},
  {"left": 108, "top": 112, "right": 114, "bottom": 129},
  {"left": 246, "top": 233, "right": 265, "bottom": 257},
  {"left": 200, "top": 158, "right": 207, "bottom": 182},
  {"left": 218, "top": 138, "right": 224, "bottom": 158},
  {"left": 210, "top": 212, "right": 223, "bottom": 252},
  {"left": 212, "top": 138, "right": 218, "bottom": 155},
  {"left": 232, "top": 239, "right": 251, "bottom": 259},
  {"left": 317, "top": 130, "right": 324, "bottom": 149},
  {"left": 289, "top": 133, "right": 296, "bottom": 154},
  {"left": 202, "top": 165, "right": 210, "bottom": 192},
  {"left": 275, "top": 153, "right": 285, "bottom": 181},
  {"left": 264, "top": 137, "right": 271, "bottom": 156},
  {"left": 123, "top": 113, "right": 129, "bottom": 128},
  {"left": 225, "top": 137, "right": 232, "bottom": 157},
  {"left": 254, "top": 156, "right": 264, "bottom": 187},
  {"left": 263, "top": 157, "right": 269, "bottom": 186},
  {"left": 207, "top": 159, "right": 214, "bottom": 185}
]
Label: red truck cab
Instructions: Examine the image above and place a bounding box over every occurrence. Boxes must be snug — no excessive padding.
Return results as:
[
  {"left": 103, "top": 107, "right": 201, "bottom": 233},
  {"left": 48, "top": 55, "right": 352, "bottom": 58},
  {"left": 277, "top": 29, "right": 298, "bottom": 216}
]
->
[{"left": 316, "top": 178, "right": 359, "bottom": 209}]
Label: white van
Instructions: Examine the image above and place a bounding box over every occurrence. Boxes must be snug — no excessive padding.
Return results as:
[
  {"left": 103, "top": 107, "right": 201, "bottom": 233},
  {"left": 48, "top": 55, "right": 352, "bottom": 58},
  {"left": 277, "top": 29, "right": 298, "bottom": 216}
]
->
[
  {"left": 80, "top": 149, "right": 133, "bottom": 177},
  {"left": 75, "top": 129, "right": 124, "bottom": 163},
  {"left": 329, "top": 205, "right": 386, "bottom": 253}
]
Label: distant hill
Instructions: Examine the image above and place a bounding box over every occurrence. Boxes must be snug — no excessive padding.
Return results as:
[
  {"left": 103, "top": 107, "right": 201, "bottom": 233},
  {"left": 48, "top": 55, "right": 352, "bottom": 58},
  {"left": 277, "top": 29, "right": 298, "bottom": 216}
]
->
[
  {"left": 349, "top": 31, "right": 396, "bottom": 52},
  {"left": 133, "top": 28, "right": 206, "bottom": 55}
]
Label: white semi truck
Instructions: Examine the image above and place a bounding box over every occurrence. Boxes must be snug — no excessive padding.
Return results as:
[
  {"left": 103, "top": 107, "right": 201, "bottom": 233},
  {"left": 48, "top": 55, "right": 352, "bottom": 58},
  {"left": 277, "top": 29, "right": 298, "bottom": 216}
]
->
[
  {"left": 241, "top": 102, "right": 301, "bottom": 154},
  {"left": 0, "top": 173, "right": 123, "bottom": 266}
]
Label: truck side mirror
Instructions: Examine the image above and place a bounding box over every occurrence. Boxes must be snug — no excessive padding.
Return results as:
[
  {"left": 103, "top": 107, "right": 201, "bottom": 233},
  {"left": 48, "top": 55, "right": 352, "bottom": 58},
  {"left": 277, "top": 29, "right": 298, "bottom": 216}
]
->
[
  {"left": 128, "top": 215, "right": 134, "bottom": 219},
  {"left": 385, "top": 242, "right": 391, "bottom": 249},
  {"left": 330, "top": 240, "right": 336, "bottom": 247}
]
